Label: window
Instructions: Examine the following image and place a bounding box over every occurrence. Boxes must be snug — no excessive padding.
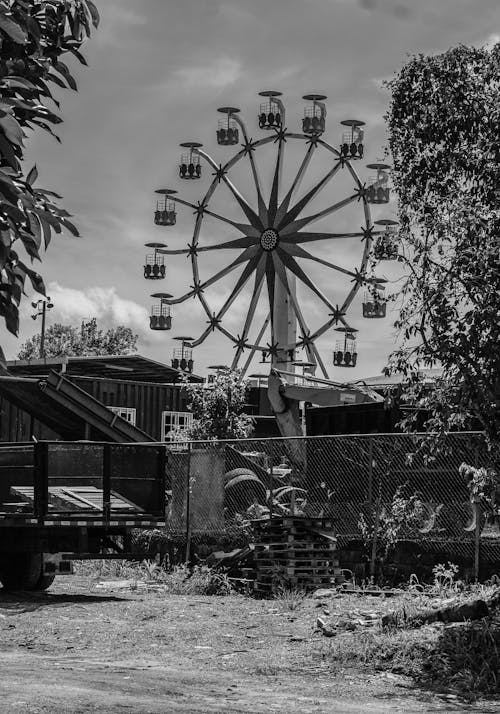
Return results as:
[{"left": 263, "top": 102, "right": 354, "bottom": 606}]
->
[
  {"left": 108, "top": 406, "right": 136, "bottom": 426},
  {"left": 161, "top": 411, "right": 193, "bottom": 444}
]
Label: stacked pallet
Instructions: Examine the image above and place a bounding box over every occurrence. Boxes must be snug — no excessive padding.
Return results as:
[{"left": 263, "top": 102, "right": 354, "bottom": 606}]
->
[{"left": 252, "top": 516, "right": 344, "bottom": 596}]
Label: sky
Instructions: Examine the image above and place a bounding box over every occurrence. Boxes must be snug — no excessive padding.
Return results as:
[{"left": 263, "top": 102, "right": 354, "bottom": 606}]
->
[{"left": 5, "top": 0, "right": 499, "bottom": 379}]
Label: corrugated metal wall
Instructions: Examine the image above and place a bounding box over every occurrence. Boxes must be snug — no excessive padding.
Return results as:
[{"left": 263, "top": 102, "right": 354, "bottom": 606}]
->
[{"left": 0, "top": 376, "right": 189, "bottom": 442}]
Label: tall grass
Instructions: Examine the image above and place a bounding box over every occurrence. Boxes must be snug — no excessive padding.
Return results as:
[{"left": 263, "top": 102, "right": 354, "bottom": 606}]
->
[{"left": 74, "top": 559, "right": 233, "bottom": 596}]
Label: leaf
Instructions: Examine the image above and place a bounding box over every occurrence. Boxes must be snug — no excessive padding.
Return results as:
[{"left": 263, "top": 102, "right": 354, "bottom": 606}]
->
[
  {"left": 26, "top": 164, "right": 38, "bottom": 186},
  {"left": 3, "top": 300, "right": 19, "bottom": 336},
  {"left": 0, "top": 133, "right": 18, "bottom": 169},
  {"left": 0, "top": 76, "right": 37, "bottom": 91},
  {"left": 54, "top": 61, "right": 77, "bottom": 91},
  {"left": 26, "top": 15, "right": 41, "bottom": 44},
  {"left": 68, "top": 46, "right": 88, "bottom": 66},
  {"left": 46, "top": 71, "right": 67, "bottom": 90},
  {"left": 17, "top": 261, "right": 45, "bottom": 295},
  {"left": 0, "top": 113, "right": 24, "bottom": 146},
  {"left": 27, "top": 214, "right": 42, "bottom": 249},
  {"left": 85, "top": 0, "right": 100, "bottom": 28},
  {"left": 61, "top": 218, "right": 80, "bottom": 237},
  {"left": 35, "top": 188, "right": 63, "bottom": 200},
  {"left": 0, "top": 13, "right": 27, "bottom": 44}
]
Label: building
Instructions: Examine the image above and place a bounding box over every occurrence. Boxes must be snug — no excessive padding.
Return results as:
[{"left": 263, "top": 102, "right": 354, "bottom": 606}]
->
[
  {"left": 0, "top": 355, "right": 203, "bottom": 443},
  {"left": 306, "top": 369, "right": 443, "bottom": 436}
]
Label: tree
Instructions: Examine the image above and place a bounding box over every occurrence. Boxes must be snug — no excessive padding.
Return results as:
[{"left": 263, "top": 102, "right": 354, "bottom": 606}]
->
[
  {"left": 0, "top": 1, "right": 99, "bottom": 354},
  {"left": 179, "top": 370, "right": 255, "bottom": 441},
  {"left": 384, "top": 43, "right": 500, "bottom": 454},
  {"left": 17, "top": 319, "right": 138, "bottom": 358}
]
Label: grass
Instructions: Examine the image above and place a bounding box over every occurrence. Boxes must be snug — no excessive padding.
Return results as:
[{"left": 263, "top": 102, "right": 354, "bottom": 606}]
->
[
  {"left": 323, "top": 579, "right": 500, "bottom": 701},
  {"left": 72, "top": 557, "right": 500, "bottom": 700},
  {"left": 274, "top": 585, "right": 307, "bottom": 611},
  {"left": 74, "top": 559, "right": 233, "bottom": 596}
]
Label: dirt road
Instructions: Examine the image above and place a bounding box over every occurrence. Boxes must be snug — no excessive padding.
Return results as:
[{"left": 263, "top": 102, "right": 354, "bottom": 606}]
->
[{"left": 0, "top": 577, "right": 497, "bottom": 713}]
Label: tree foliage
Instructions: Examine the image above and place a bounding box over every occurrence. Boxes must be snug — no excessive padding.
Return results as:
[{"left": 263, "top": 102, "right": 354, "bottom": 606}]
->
[
  {"left": 0, "top": 0, "right": 98, "bottom": 348},
  {"left": 17, "top": 319, "right": 138, "bottom": 358},
  {"left": 180, "top": 370, "right": 255, "bottom": 441},
  {"left": 384, "top": 44, "right": 500, "bottom": 452}
]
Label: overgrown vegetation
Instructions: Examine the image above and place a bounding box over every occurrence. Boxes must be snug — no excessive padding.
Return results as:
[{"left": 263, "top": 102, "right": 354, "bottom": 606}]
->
[
  {"left": 358, "top": 483, "right": 427, "bottom": 576},
  {"left": 74, "top": 558, "right": 233, "bottom": 596},
  {"left": 385, "top": 43, "right": 500, "bottom": 458},
  {"left": 175, "top": 369, "right": 255, "bottom": 442}
]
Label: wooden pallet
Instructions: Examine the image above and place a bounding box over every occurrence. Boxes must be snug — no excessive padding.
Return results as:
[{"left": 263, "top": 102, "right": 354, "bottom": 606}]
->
[
  {"left": 254, "top": 541, "right": 337, "bottom": 557},
  {"left": 252, "top": 516, "right": 343, "bottom": 594}
]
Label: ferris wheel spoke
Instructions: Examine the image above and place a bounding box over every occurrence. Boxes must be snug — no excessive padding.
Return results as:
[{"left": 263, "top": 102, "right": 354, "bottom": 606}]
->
[
  {"left": 279, "top": 242, "right": 357, "bottom": 279},
  {"left": 215, "top": 253, "right": 264, "bottom": 321},
  {"left": 272, "top": 260, "right": 330, "bottom": 378},
  {"left": 202, "top": 206, "right": 260, "bottom": 237},
  {"left": 231, "top": 115, "right": 268, "bottom": 223},
  {"left": 265, "top": 254, "right": 276, "bottom": 334},
  {"left": 164, "top": 246, "right": 259, "bottom": 304},
  {"left": 277, "top": 162, "right": 341, "bottom": 230},
  {"left": 238, "top": 313, "right": 271, "bottom": 374},
  {"left": 197, "top": 148, "right": 262, "bottom": 228},
  {"left": 282, "top": 229, "right": 370, "bottom": 245},
  {"left": 277, "top": 249, "right": 336, "bottom": 312},
  {"left": 289, "top": 301, "right": 329, "bottom": 379},
  {"left": 274, "top": 141, "right": 316, "bottom": 227},
  {"left": 279, "top": 193, "right": 358, "bottom": 236},
  {"left": 267, "top": 134, "right": 286, "bottom": 226},
  {"left": 219, "top": 175, "right": 263, "bottom": 228},
  {"left": 189, "top": 326, "right": 214, "bottom": 348},
  {"left": 159, "top": 235, "right": 257, "bottom": 256},
  {"left": 231, "top": 258, "right": 266, "bottom": 367}
]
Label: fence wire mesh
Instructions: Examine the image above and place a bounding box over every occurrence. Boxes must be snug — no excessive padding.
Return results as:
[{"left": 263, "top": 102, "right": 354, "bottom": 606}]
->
[{"left": 163, "top": 432, "right": 499, "bottom": 570}]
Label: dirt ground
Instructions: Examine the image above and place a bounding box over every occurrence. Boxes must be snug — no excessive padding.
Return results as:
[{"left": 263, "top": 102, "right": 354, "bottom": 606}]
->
[{"left": 0, "top": 576, "right": 498, "bottom": 714}]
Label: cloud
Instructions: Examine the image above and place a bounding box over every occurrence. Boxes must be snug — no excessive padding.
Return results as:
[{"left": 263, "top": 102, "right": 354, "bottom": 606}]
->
[
  {"left": 39, "top": 283, "right": 149, "bottom": 334},
  {"left": 169, "top": 57, "right": 241, "bottom": 91},
  {"left": 483, "top": 33, "right": 500, "bottom": 50}
]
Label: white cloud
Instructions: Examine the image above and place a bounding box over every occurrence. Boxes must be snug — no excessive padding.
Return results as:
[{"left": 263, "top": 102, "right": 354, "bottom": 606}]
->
[
  {"left": 483, "top": 33, "right": 500, "bottom": 50},
  {"left": 43, "top": 283, "right": 148, "bottom": 334}
]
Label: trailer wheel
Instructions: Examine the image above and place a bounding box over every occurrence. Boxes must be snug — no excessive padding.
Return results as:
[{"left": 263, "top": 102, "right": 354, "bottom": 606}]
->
[
  {"left": 33, "top": 573, "right": 56, "bottom": 591},
  {"left": 0, "top": 553, "right": 52, "bottom": 591}
]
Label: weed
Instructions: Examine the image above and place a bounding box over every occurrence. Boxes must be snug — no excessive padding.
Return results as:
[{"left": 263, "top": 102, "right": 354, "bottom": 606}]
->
[
  {"left": 74, "top": 559, "right": 233, "bottom": 596},
  {"left": 274, "top": 585, "right": 306, "bottom": 611},
  {"left": 431, "top": 562, "right": 462, "bottom": 596}
]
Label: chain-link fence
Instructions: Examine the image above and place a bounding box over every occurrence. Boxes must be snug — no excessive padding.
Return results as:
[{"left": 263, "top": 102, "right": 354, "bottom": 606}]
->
[{"left": 164, "top": 432, "right": 499, "bottom": 577}]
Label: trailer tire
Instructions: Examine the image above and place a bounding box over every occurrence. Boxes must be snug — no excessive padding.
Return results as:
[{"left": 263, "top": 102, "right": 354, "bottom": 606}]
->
[
  {"left": 0, "top": 553, "right": 49, "bottom": 591},
  {"left": 33, "top": 573, "right": 56, "bottom": 591}
]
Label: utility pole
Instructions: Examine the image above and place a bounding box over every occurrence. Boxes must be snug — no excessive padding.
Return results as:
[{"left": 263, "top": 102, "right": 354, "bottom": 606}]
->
[{"left": 31, "top": 297, "right": 54, "bottom": 358}]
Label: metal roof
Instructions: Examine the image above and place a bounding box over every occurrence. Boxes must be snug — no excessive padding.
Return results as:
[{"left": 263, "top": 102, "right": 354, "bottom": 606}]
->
[
  {"left": 356, "top": 368, "right": 443, "bottom": 389},
  {"left": 7, "top": 354, "right": 204, "bottom": 384}
]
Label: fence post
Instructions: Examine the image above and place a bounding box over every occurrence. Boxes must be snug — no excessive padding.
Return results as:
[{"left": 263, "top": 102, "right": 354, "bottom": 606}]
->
[
  {"left": 474, "top": 500, "right": 481, "bottom": 582},
  {"left": 269, "top": 452, "right": 273, "bottom": 521},
  {"left": 370, "top": 496, "right": 381, "bottom": 580},
  {"left": 367, "top": 437, "right": 373, "bottom": 506},
  {"left": 185, "top": 442, "right": 192, "bottom": 563}
]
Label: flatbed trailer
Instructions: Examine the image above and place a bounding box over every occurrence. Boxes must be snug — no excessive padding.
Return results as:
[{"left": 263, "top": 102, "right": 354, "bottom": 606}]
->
[{"left": 0, "top": 441, "right": 166, "bottom": 590}]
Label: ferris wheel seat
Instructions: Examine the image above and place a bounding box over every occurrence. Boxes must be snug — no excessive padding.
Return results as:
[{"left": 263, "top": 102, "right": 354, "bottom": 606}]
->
[
  {"left": 363, "top": 301, "right": 387, "bottom": 318},
  {"left": 217, "top": 127, "right": 239, "bottom": 145}
]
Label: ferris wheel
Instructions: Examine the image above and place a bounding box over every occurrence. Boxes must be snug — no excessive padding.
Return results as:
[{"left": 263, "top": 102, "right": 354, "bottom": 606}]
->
[{"left": 146, "top": 91, "right": 399, "bottom": 379}]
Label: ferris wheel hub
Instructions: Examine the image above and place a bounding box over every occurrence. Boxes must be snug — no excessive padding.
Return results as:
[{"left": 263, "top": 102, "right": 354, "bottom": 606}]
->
[{"left": 260, "top": 228, "right": 280, "bottom": 252}]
